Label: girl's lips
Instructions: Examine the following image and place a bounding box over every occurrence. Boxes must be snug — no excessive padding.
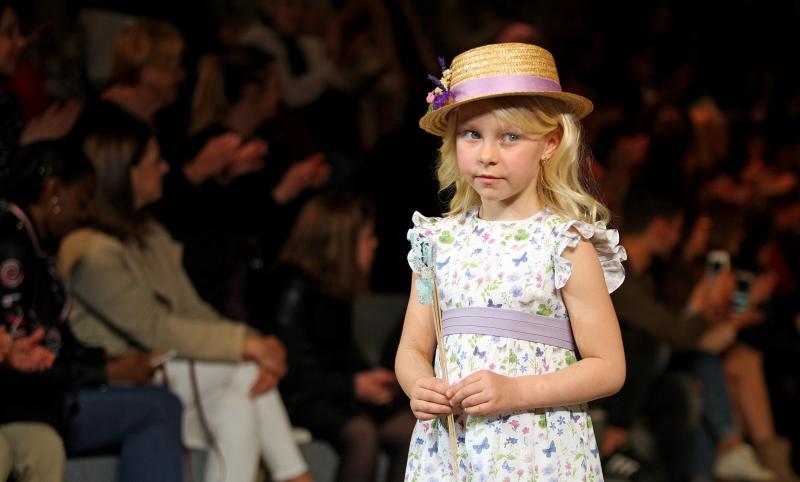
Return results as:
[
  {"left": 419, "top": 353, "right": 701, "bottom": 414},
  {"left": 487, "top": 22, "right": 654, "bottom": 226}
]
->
[{"left": 476, "top": 175, "right": 501, "bottom": 185}]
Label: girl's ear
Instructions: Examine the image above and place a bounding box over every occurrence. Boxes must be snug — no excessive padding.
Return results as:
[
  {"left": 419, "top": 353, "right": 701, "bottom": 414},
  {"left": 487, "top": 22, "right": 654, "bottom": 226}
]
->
[{"left": 543, "top": 127, "right": 563, "bottom": 160}]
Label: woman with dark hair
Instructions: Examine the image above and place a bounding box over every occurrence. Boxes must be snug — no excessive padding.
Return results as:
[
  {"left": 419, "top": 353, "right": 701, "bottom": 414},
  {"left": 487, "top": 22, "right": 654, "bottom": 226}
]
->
[
  {"left": 58, "top": 108, "right": 313, "bottom": 482},
  {"left": 0, "top": 140, "right": 185, "bottom": 482},
  {"left": 266, "top": 193, "right": 414, "bottom": 482}
]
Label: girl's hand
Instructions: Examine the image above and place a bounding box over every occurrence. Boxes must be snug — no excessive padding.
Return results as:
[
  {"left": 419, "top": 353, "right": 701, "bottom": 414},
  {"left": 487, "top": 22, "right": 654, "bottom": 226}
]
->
[
  {"left": 447, "top": 370, "right": 521, "bottom": 416},
  {"left": 409, "top": 376, "right": 452, "bottom": 420}
]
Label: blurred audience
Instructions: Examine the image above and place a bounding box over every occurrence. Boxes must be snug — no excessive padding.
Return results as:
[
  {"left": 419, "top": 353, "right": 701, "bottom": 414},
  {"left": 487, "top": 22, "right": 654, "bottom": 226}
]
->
[
  {"left": 0, "top": 140, "right": 184, "bottom": 482},
  {"left": 0, "top": 1, "right": 797, "bottom": 480},
  {"left": 57, "top": 110, "right": 314, "bottom": 482}
]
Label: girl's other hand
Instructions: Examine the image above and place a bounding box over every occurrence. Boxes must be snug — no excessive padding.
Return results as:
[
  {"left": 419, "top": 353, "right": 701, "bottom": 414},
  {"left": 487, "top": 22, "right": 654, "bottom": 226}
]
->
[
  {"left": 409, "top": 376, "right": 452, "bottom": 420},
  {"left": 447, "top": 370, "right": 520, "bottom": 416}
]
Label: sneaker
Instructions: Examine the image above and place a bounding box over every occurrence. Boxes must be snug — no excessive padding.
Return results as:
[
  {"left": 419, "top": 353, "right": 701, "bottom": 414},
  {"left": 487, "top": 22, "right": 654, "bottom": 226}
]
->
[{"left": 715, "top": 443, "right": 776, "bottom": 481}]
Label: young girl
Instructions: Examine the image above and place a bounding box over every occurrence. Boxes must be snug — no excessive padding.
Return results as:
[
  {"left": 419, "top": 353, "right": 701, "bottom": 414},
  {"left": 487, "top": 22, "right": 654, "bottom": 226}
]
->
[{"left": 395, "top": 43, "right": 627, "bottom": 480}]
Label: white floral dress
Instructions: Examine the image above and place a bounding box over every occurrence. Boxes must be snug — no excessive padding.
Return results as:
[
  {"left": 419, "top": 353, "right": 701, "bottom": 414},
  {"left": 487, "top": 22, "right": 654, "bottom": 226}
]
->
[{"left": 404, "top": 207, "right": 626, "bottom": 482}]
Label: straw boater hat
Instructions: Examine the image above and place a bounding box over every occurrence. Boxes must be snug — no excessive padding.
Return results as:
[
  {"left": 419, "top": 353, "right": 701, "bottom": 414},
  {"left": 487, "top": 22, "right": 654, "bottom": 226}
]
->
[{"left": 419, "top": 43, "right": 593, "bottom": 136}]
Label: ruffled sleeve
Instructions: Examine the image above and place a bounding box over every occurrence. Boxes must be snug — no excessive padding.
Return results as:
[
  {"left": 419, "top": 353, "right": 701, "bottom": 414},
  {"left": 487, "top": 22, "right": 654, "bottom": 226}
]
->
[
  {"left": 406, "top": 211, "right": 439, "bottom": 278},
  {"left": 407, "top": 212, "right": 443, "bottom": 304},
  {"left": 553, "top": 219, "right": 627, "bottom": 293}
]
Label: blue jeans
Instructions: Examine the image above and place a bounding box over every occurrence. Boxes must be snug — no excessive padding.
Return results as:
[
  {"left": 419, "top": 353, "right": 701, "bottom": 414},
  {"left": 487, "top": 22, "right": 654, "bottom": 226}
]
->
[
  {"left": 66, "top": 385, "right": 184, "bottom": 482},
  {"left": 692, "top": 352, "right": 738, "bottom": 480}
]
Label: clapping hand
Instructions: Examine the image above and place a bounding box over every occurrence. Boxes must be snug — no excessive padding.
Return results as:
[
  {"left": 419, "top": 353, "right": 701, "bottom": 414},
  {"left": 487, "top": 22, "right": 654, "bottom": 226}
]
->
[
  {"left": 2, "top": 328, "right": 55, "bottom": 372},
  {"left": 271, "top": 153, "right": 331, "bottom": 204},
  {"left": 221, "top": 138, "right": 269, "bottom": 182}
]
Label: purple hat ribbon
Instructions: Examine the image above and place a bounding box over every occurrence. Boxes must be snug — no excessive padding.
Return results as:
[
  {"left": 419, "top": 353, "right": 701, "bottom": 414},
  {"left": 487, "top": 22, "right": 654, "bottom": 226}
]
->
[{"left": 450, "top": 74, "right": 562, "bottom": 102}]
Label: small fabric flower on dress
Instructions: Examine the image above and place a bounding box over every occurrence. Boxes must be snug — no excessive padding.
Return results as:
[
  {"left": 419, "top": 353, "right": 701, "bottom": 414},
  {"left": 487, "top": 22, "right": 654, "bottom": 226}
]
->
[{"left": 426, "top": 57, "right": 454, "bottom": 112}]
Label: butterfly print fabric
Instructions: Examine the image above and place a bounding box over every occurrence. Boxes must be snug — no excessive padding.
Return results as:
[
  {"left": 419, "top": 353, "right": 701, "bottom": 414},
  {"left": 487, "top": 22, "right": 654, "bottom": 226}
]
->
[{"left": 404, "top": 207, "right": 626, "bottom": 481}]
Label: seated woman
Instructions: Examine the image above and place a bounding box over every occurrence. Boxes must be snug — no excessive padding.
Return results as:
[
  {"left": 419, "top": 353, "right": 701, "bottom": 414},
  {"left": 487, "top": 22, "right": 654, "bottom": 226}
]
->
[
  {"left": 0, "top": 140, "right": 184, "bottom": 482},
  {"left": 57, "top": 109, "right": 312, "bottom": 482},
  {"left": 263, "top": 193, "right": 414, "bottom": 482}
]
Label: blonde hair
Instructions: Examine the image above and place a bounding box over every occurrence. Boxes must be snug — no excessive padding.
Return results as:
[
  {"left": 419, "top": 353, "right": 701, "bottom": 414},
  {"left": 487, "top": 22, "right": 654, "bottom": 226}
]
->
[
  {"left": 437, "top": 96, "right": 609, "bottom": 224},
  {"left": 112, "top": 19, "right": 184, "bottom": 85}
]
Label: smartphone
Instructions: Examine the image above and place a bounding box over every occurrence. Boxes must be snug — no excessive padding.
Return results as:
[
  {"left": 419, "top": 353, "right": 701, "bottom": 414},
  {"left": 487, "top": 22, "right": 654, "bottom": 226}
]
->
[
  {"left": 731, "top": 271, "right": 754, "bottom": 313},
  {"left": 149, "top": 349, "right": 177, "bottom": 368},
  {"left": 706, "top": 250, "right": 731, "bottom": 276}
]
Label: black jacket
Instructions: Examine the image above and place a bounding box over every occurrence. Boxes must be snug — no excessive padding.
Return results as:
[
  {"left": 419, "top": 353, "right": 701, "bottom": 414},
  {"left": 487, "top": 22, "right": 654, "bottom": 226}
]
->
[
  {"left": 265, "top": 264, "right": 370, "bottom": 411},
  {"left": 0, "top": 201, "right": 107, "bottom": 434}
]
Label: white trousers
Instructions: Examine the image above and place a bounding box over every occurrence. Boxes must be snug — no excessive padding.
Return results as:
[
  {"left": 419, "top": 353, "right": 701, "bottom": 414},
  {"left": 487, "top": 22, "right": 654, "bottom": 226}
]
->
[{"left": 165, "top": 360, "right": 307, "bottom": 482}]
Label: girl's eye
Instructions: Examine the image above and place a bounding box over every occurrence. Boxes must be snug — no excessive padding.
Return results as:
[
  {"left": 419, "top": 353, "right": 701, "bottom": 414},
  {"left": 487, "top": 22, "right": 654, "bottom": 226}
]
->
[
  {"left": 461, "top": 130, "right": 480, "bottom": 140},
  {"left": 502, "top": 133, "right": 519, "bottom": 142}
]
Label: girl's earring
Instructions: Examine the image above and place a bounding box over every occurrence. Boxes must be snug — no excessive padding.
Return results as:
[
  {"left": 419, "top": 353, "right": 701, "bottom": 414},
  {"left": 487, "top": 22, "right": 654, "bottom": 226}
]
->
[
  {"left": 50, "top": 196, "right": 62, "bottom": 215},
  {"left": 540, "top": 158, "right": 549, "bottom": 166}
]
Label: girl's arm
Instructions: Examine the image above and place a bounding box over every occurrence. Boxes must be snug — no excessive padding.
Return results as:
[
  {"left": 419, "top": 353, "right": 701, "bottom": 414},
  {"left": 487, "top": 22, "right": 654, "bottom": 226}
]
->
[
  {"left": 449, "top": 237, "right": 626, "bottom": 414},
  {"left": 395, "top": 273, "right": 453, "bottom": 420}
]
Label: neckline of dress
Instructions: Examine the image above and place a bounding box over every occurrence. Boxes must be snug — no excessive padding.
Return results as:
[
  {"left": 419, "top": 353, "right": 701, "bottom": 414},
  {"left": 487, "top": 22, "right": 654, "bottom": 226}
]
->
[{"left": 469, "top": 206, "right": 550, "bottom": 226}]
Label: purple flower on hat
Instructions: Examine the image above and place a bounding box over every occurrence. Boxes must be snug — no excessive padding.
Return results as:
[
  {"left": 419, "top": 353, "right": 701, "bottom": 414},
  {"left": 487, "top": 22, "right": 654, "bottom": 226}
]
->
[{"left": 426, "top": 56, "right": 454, "bottom": 111}]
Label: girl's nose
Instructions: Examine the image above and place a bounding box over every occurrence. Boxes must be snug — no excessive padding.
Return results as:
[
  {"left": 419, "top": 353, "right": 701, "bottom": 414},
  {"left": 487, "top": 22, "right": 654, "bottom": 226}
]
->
[{"left": 477, "top": 142, "right": 498, "bottom": 165}]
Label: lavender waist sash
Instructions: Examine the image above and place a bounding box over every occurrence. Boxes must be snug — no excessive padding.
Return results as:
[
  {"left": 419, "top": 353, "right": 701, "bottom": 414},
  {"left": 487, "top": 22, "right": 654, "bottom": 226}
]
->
[{"left": 442, "top": 306, "right": 575, "bottom": 351}]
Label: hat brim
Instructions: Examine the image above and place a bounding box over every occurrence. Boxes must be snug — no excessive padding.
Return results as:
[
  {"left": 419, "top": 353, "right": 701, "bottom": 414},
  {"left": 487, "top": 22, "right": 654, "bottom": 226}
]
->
[{"left": 419, "top": 91, "right": 594, "bottom": 136}]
